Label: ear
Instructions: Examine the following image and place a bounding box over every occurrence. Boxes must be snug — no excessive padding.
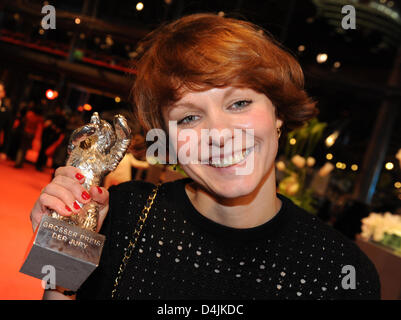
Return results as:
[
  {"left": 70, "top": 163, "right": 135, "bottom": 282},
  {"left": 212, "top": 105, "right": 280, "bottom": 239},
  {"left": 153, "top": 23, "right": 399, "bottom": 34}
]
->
[{"left": 275, "top": 117, "right": 283, "bottom": 130}]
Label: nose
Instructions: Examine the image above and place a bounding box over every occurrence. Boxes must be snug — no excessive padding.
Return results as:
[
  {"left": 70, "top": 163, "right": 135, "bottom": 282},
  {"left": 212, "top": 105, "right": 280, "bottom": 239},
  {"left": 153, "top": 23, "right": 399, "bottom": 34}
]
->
[{"left": 203, "top": 111, "right": 234, "bottom": 149}]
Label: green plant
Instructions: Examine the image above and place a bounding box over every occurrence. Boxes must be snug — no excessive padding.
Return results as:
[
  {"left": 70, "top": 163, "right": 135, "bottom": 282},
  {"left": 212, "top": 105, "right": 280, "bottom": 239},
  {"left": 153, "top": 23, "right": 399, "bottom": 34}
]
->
[{"left": 277, "top": 118, "right": 327, "bottom": 214}]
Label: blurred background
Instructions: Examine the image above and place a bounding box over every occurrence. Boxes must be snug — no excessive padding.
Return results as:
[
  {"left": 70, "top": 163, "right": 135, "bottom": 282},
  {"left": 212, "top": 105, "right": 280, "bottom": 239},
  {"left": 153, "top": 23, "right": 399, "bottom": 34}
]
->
[{"left": 0, "top": 0, "right": 400, "bottom": 299}]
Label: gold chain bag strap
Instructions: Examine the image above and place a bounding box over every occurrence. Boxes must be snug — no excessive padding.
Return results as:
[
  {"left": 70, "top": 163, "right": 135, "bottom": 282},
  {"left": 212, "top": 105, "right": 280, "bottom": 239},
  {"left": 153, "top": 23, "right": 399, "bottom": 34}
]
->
[{"left": 111, "top": 183, "right": 161, "bottom": 299}]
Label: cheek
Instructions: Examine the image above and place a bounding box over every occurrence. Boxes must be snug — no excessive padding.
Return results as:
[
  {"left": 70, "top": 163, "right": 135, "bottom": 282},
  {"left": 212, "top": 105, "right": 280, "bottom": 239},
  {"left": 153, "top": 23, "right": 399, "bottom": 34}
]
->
[
  {"left": 244, "top": 108, "right": 276, "bottom": 137},
  {"left": 245, "top": 108, "right": 279, "bottom": 165}
]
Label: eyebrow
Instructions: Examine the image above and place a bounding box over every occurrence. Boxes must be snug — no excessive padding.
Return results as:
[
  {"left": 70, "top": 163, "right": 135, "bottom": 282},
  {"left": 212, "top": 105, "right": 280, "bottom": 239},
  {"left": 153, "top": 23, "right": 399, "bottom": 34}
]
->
[
  {"left": 172, "top": 87, "right": 242, "bottom": 110},
  {"left": 165, "top": 102, "right": 196, "bottom": 118},
  {"left": 222, "top": 86, "right": 238, "bottom": 99},
  {"left": 173, "top": 102, "right": 197, "bottom": 109}
]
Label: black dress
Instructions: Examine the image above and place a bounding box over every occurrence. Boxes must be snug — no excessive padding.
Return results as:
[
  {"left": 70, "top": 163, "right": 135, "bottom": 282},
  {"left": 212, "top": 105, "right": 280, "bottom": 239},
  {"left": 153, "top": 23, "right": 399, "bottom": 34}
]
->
[{"left": 77, "top": 178, "right": 380, "bottom": 300}]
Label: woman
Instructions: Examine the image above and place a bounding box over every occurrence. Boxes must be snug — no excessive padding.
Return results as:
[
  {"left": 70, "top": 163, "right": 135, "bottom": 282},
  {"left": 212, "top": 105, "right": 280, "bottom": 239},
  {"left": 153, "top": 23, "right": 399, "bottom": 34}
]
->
[
  {"left": 30, "top": 13, "right": 380, "bottom": 300},
  {"left": 15, "top": 104, "right": 44, "bottom": 168}
]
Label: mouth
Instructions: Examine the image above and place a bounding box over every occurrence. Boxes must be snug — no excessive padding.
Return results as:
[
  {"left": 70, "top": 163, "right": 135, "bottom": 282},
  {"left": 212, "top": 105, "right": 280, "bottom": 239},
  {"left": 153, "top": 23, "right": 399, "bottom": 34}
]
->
[{"left": 208, "top": 146, "right": 254, "bottom": 168}]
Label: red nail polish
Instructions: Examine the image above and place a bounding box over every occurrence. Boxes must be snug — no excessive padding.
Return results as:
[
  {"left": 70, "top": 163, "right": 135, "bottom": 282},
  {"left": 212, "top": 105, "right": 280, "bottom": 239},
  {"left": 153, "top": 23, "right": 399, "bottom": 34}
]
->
[
  {"left": 75, "top": 173, "right": 84, "bottom": 180},
  {"left": 97, "top": 186, "right": 103, "bottom": 194},
  {"left": 82, "top": 191, "right": 90, "bottom": 200},
  {"left": 65, "top": 205, "right": 72, "bottom": 212},
  {"left": 73, "top": 201, "right": 81, "bottom": 210}
]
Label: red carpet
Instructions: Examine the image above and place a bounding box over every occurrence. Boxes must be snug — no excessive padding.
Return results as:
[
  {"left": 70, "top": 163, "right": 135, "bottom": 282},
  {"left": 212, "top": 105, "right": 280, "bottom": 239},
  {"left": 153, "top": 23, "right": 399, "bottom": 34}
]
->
[{"left": 0, "top": 159, "right": 53, "bottom": 300}]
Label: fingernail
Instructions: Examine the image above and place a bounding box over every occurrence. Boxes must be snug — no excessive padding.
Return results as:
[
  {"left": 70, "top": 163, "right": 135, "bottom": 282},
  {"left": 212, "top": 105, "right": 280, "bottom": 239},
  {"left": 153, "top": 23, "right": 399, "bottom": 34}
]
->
[
  {"left": 75, "top": 173, "right": 84, "bottom": 180},
  {"left": 81, "top": 191, "right": 90, "bottom": 200},
  {"left": 65, "top": 205, "right": 72, "bottom": 213},
  {"left": 73, "top": 201, "right": 81, "bottom": 210},
  {"left": 97, "top": 186, "right": 103, "bottom": 194}
]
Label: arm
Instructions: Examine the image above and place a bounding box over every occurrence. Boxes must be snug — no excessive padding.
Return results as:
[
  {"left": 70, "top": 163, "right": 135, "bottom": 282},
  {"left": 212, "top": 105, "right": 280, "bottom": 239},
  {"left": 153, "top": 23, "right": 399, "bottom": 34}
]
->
[
  {"left": 46, "top": 133, "right": 65, "bottom": 157},
  {"left": 131, "top": 154, "right": 150, "bottom": 169}
]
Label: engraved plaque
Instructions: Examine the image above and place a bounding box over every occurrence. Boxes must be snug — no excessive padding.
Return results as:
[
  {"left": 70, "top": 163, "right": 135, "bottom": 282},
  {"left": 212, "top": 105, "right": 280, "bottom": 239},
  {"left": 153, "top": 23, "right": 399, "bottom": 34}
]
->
[{"left": 21, "top": 215, "right": 105, "bottom": 291}]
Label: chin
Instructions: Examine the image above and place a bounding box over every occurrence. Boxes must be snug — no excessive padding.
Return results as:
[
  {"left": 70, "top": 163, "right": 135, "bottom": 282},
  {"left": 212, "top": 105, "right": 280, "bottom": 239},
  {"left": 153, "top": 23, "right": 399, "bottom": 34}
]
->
[{"left": 207, "top": 176, "right": 260, "bottom": 199}]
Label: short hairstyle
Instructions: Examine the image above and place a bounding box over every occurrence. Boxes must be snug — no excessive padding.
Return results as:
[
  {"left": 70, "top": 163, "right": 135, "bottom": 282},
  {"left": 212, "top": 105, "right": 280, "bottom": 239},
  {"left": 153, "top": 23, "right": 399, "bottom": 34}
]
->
[{"left": 132, "top": 13, "right": 318, "bottom": 134}]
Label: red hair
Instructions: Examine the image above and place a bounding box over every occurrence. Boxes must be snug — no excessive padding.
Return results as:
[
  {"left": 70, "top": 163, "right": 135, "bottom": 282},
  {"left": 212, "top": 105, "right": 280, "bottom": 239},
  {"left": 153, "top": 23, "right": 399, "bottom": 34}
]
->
[{"left": 132, "top": 13, "right": 318, "bottom": 133}]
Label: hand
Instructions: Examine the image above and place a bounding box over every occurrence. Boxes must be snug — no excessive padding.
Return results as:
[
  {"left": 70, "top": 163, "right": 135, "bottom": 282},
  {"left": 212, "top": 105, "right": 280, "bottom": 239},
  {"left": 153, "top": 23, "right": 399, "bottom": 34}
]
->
[{"left": 30, "top": 166, "right": 109, "bottom": 232}]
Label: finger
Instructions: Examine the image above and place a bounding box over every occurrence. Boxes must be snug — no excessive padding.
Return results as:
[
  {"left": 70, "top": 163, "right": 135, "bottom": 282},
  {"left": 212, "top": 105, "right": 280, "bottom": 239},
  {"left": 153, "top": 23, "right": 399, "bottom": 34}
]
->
[
  {"left": 38, "top": 192, "right": 75, "bottom": 218},
  {"left": 53, "top": 175, "right": 92, "bottom": 204},
  {"left": 54, "top": 166, "right": 86, "bottom": 184},
  {"left": 88, "top": 186, "right": 109, "bottom": 232},
  {"left": 31, "top": 200, "right": 48, "bottom": 231},
  {"left": 41, "top": 183, "right": 82, "bottom": 214},
  {"left": 97, "top": 203, "right": 109, "bottom": 232},
  {"left": 88, "top": 185, "right": 109, "bottom": 206}
]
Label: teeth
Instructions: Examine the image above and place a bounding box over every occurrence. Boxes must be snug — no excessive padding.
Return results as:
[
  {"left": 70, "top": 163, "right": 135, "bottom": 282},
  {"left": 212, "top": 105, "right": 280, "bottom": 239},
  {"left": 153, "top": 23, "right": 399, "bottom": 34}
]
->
[{"left": 209, "top": 147, "right": 253, "bottom": 168}]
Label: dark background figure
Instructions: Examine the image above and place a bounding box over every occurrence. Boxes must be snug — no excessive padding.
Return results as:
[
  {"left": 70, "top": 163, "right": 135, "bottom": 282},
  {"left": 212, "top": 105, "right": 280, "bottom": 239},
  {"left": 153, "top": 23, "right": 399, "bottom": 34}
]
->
[
  {"left": 14, "top": 103, "right": 44, "bottom": 168},
  {"left": 35, "top": 106, "right": 67, "bottom": 171},
  {"left": 51, "top": 112, "right": 83, "bottom": 178},
  {"left": 0, "top": 82, "right": 13, "bottom": 159},
  {"left": 6, "top": 101, "right": 28, "bottom": 161}
]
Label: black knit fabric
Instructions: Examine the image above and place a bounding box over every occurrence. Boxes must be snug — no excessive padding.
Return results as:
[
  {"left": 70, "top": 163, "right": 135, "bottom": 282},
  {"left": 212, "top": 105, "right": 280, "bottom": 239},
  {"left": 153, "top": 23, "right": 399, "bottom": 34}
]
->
[{"left": 77, "top": 178, "right": 380, "bottom": 300}]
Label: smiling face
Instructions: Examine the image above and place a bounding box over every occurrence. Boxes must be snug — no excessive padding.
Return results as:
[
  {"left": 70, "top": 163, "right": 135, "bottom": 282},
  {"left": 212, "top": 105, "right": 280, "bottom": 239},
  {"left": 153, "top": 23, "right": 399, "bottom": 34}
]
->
[{"left": 163, "top": 86, "right": 283, "bottom": 199}]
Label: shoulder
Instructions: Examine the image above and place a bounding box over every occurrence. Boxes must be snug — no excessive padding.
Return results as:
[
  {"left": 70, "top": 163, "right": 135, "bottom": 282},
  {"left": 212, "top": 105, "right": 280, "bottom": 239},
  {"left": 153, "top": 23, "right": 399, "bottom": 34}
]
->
[
  {"left": 108, "top": 180, "right": 157, "bottom": 211},
  {"left": 281, "top": 194, "right": 360, "bottom": 249},
  {"left": 100, "top": 180, "right": 159, "bottom": 239},
  {"left": 106, "top": 178, "right": 188, "bottom": 222},
  {"left": 108, "top": 179, "right": 157, "bottom": 194},
  {"left": 107, "top": 178, "right": 188, "bottom": 201},
  {"left": 281, "top": 195, "right": 381, "bottom": 299},
  {"left": 78, "top": 180, "right": 164, "bottom": 299},
  {"left": 284, "top": 195, "right": 374, "bottom": 268}
]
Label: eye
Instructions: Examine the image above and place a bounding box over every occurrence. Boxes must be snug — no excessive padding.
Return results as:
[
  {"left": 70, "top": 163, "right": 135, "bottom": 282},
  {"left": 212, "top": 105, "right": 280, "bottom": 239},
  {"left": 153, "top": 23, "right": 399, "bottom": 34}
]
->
[
  {"left": 230, "top": 100, "right": 252, "bottom": 111},
  {"left": 177, "top": 115, "right": 200, "bottom": 126}
]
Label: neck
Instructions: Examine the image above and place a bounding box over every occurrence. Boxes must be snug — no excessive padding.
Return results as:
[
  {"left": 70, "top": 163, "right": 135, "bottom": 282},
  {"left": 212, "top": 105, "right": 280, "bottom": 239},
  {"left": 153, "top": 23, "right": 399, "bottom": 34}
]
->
[{"left": 185, "top": 166, "right": 282, "bottom": 229}]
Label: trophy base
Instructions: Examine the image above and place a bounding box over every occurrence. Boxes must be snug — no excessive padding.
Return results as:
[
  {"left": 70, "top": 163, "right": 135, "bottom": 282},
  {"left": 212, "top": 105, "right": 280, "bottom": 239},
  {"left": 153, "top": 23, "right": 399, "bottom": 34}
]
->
[{"left": 20, "top": 215, "right": 105, "bottom": 291}]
